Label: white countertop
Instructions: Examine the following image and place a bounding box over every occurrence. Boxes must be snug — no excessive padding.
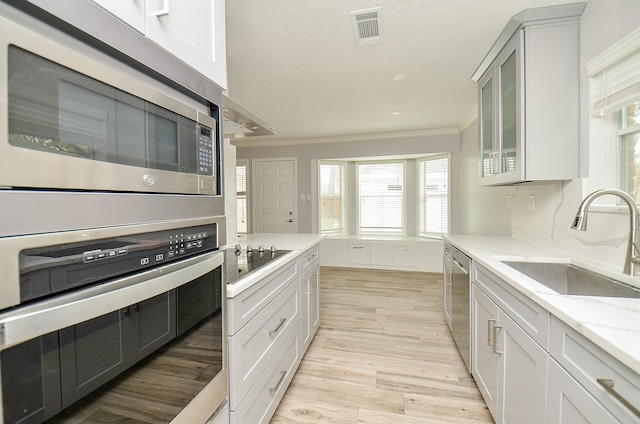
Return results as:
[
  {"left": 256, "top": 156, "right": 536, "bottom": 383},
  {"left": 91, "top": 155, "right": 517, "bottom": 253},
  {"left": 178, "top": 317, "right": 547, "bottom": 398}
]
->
[
  {"left": 224, "top": 233, "right": 324, "bottom": 298},
  {"left": 446, "top": 235, "right": 640, "bottom": 375}
]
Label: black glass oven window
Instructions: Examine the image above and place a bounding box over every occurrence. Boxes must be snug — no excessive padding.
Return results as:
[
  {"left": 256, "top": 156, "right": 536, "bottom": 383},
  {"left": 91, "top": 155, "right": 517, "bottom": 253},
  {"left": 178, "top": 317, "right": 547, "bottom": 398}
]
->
[{"left": 7, "top": 45, "right": 197, "bottom": 174}]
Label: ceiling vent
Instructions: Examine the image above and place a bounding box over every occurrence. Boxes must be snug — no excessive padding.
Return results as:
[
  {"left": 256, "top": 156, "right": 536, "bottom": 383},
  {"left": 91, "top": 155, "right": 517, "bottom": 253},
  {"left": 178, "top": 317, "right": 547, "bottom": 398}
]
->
[{"left": 350, "top": 7, "right": 383, "bottom": 46}]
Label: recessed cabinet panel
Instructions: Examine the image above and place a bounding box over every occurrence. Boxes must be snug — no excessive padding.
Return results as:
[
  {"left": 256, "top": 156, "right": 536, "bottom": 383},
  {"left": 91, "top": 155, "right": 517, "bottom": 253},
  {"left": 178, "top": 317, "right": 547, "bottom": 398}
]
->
[
  {"left": 348, "top": 242, "right": 370, "bottom": 264},
  {"left": 370, "top": 242, "right": 392, "bottom": 265}
]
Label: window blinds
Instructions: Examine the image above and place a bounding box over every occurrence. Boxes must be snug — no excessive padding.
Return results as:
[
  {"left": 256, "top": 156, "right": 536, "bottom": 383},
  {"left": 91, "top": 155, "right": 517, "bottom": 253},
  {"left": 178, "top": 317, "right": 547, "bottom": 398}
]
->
[
  {"left": 587, "top": 27, "right": 640, "bottom": 117},
  {"left": 419, "top": 156, "right": 448, "bottom": 235},
  {"left": 358, "top": 161, "right": 404, "bottom": 233},
  {"left": 319, "top": 163, "right": 345, "bottom": 234},
  {"left": 236, "top": 164, "right": 247, "bottom": 234}
]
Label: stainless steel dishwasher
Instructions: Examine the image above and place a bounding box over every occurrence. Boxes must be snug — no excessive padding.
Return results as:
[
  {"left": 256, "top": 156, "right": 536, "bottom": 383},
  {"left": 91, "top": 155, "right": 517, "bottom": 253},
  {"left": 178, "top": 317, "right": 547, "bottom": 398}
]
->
[{"left": 448, "top": 243, "right": 471, "bottom": 372}]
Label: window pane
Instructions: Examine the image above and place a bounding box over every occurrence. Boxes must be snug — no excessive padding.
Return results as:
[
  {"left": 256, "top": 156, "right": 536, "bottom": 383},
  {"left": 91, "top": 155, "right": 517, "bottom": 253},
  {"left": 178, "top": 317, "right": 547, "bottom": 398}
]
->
[
  {"left": 236, "top": 164, "right": 247, "bottom": 234},
  {"left": 320, "top": 163, "right": 345, "bottom": 234},
  {"left": 621, "top": 131, "right": 640, "bottom": 203},
  {"left": 419, "top": 157, "right": 448, "bottom": 235},
  {"left": 358, "top": 162, "right": 403, "bottom": 233}
]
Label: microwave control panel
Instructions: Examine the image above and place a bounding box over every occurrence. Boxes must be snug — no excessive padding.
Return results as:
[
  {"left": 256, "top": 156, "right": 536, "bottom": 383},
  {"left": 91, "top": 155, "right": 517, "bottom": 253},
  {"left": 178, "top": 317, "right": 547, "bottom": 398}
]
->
[{"left": 197, "top": 125, "right": 214, "bottom": 175}]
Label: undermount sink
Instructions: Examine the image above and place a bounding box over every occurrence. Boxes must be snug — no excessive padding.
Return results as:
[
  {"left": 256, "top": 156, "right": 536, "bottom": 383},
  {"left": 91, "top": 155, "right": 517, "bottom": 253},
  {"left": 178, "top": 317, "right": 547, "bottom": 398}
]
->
[{"left": 501, "top": 261, "right": 640, "bottom": 298}]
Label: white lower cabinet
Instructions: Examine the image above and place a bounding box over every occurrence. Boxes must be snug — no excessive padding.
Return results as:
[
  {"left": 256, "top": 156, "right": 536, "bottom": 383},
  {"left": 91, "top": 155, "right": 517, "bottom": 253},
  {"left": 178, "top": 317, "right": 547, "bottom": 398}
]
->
[
  {"left": 228, "top": 241, "right": 322, "bottom": 424},
  {"left": 369, "top": 242, "right": 392, "bottom": 265},
  {"left": 348, "top": 241, "right": 416, "bottom": 268},
  {"left": 300, "top": 265, "right": 320, "bottom": 351},
  {"left": 549, "top": 317, "right": 640, "bottom": 424},
  {"left": 348, "top": 242, "right": 370, "bottom": 264},
  {"left": 547, "top": 359, "right": 619, "bottom": 423},
  {"left": 471, "top": 284, "right": 548, "bottom": 423},
  {"left": 230, "top": 323, "right": 300, "bottom": 424}
]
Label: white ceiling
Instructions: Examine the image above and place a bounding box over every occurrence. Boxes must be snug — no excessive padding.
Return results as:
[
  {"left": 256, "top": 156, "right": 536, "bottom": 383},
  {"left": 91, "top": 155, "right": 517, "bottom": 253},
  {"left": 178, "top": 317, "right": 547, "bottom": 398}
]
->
[{"left": 225, "top": 0, "right": 578, "bottom": 144}]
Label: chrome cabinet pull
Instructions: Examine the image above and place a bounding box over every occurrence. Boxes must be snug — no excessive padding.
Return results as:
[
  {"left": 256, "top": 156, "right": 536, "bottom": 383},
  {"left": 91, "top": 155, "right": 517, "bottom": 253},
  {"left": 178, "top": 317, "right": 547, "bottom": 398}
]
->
[
  {"left": 269, "top": 318, "right": 287, "bottom": 336},
  {"left": 352, "top": 246, "right": 364, "bottom": 249},
  {"left": 493, "top": 324, "right": 503, "bottom": 354},
  {"left": 597, "top": 378, "right": 640, "bottom": 417},
  {"left": 269, "top": 370, "right": 287, "bottom": 394},
  {"left": 446, "top": 269, "right": 454, "bottom": 286},
  {"left": 154, "top": 0, "right": 170, "bottom": 16},
  {"left": 487, "top": 319, "right": 496, "bottom": 346}
]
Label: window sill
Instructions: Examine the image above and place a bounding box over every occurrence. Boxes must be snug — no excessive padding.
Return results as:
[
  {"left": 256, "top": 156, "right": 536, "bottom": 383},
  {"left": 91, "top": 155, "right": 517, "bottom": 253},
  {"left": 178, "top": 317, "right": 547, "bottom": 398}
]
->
[{"left": 587, "top": 204, "right": 634, "bottom": 214}]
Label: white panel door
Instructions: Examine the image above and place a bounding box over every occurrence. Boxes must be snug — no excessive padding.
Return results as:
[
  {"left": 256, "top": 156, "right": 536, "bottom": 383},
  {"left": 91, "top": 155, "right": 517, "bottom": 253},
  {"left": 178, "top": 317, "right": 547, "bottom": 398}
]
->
[{"left": 253, "top": 160, "right": 295, "bottom": 233}]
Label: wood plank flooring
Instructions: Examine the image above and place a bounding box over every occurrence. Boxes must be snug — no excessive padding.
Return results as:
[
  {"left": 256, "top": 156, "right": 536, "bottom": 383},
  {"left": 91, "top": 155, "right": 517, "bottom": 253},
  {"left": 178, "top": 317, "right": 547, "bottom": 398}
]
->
[{"left": 271, "top": 267, "right": 494, "bottom": 424}]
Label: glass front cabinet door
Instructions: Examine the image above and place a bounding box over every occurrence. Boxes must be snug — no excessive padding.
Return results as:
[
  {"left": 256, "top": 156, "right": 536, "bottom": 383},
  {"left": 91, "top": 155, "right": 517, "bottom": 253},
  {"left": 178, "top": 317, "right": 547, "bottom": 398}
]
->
[{"left": 478, "top": 32, "right": 523, "bottom": 185}]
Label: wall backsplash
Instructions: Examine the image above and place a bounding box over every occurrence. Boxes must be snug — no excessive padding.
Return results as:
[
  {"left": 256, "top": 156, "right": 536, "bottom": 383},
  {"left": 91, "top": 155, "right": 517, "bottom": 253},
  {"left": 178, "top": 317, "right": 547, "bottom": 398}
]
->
[{"left": 509, "top": 180, "right": 633, "bottom": 272}]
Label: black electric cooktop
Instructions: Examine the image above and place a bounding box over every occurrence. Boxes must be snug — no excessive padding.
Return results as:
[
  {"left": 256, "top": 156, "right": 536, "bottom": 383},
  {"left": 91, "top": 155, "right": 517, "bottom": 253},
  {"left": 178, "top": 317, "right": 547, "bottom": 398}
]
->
[{"left": 224, "top": 247, "right": 291, "bottom": 284}]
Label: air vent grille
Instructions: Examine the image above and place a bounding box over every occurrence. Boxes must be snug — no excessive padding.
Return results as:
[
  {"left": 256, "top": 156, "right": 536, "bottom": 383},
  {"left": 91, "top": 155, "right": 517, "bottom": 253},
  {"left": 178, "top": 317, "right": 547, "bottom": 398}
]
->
[{"left": 350, "top": 7, "right": 383, "bottom": 45}]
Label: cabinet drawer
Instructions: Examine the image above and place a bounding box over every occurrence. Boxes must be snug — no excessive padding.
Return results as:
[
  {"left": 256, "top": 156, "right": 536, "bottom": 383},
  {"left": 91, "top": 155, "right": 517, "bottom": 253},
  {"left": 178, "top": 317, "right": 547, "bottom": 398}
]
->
[
  {"left": 228, "top": 261, "right": 298, "bottom": 335},
  {"left": 473, "top": 263, "right": 550, "bottom": 349},
  {"left": 392, "top": 243, "right": 415, "bottom": 267},
  {"left": 229, "top": 280, "right": 299, "bottom": 410},
  {"left": 547, "top": 359, "right": 619, "bottom": 424},
  {"left": 550, "top": 317, "right": 640, "bottom": 423},
  {"left": 348, "top": 242, "right": 369, "bottom": 264},
  {"left": 298, "top": 245, "right": 319, "bottom": 273},
  {"left": 230, "top": 323, "right": 301, "bottom": 424},
  {"left": 370, "top": 242, "right": 391, "bottom": 265}
]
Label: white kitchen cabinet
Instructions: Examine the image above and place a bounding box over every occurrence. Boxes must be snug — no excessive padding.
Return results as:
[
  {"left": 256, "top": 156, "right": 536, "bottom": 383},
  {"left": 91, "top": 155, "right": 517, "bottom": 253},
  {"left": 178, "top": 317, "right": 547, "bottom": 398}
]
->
[
  {"left": 471, "top": 264, "right": 550, "bottom": 424},
  {"left": 89, "top": 0, "right": 146, "bottom": 33},
  {"left": 300, "top": 265, "right": 320, "bottom": 351},
  {"left": 392, "top": 243, "right": 415, "bottom": 267},
  {"left": 146, "top": 0, "right": 227, "bottom": 88},
  {"left": 547, "top": 359, "right": 619, "bottom": 424},
  {"left": 549, "top": 317, "right": 640, "bottom": 424},
  {"left": 49, "top": 0, "right": 227, "bottom": 89},
  {"left": 348, "top": 242, "right": 370, "bottom": 264},
  {"left": 476, "top": 9, "right": 582, "bottom": 185},
  {"left": 370, "top": 242, "right": 392, "bottom": 265},
  {"left": 228, "top": 279, "right": 299, "bottom": 410}
]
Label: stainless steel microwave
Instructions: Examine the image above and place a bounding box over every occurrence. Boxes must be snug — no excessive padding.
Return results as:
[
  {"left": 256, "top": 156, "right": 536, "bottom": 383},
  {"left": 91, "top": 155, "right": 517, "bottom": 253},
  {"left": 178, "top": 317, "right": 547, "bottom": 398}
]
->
[{"left": 0, "top": 9, "right": 219, "bottom": 195}]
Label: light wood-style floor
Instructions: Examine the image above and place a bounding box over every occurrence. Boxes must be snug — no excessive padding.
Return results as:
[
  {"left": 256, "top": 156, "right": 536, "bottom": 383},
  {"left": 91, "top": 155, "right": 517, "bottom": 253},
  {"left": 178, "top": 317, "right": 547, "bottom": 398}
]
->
[{"left": 271, "top": 267, "right": 494, "bottom": 424}]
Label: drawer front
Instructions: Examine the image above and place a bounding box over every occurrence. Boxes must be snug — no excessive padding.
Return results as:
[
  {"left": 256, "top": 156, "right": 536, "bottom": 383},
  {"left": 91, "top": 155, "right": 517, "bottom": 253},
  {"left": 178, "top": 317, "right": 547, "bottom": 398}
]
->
[
  {"left": 550, "top": 317, "right": 640, "bottom": 424},
  {"left": 392, "top": 243, "right": 415, "bottom": 267},
  {"left": 547, "top": 359, "right": 619, "bottom": 424},
  {"left": 473, "top": 263, "right": 550, "bottom": 349},
  {"left": 229, "top": 280, "right": 299, "bottom": 409},
  {"left": 348, "top": 242, "right": 369, "bottom": 264},
  {"left": 228, "top": 261, "right": 298, "bottom": 335},
  {"left": 230, "top": 322, "right": 301, "bottom": 424},
  {"left": 298, "top": 244, "right": 319, "bottom": 273},
  {"left": 369, "top": 242, "right": 391, "bottom": 265}
]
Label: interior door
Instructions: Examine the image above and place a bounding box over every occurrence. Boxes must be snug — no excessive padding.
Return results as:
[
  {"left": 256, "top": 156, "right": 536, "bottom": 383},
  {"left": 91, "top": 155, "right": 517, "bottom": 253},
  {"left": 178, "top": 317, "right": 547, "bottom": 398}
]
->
[{"left": 253, "top": 159, "right": 295, "bottom": 233}]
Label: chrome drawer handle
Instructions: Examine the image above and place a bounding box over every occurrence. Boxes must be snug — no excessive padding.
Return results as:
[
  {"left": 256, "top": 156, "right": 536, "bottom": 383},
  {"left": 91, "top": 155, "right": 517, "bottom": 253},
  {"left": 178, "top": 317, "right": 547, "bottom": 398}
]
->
[
  {"left": 269, "top": 318, "right": 287, "bottom": 336},
  {"left": 269, "top": 370, "right": 287, "bottom": 394},
  {"left": 352, "top": 246, "right": 365, "bottom": 249},
  {"left": 597, "top": 378, "right": 640, "bottom": 418},
  {"left": 487, "top": 319, "right": 496, "bottom": 346},
  {"left": 493, "top": 324, "right": 503, "bottom": 355}
]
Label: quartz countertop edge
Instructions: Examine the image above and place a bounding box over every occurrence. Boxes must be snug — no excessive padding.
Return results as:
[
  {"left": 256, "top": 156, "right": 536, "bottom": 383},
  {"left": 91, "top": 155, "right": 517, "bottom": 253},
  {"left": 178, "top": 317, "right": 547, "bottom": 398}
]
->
[
  {"left": 445, "top": 235, "right": 640, "bottom": 376},
  {"left": 224, "top": 233, "right": 325, "bottom": 298}
]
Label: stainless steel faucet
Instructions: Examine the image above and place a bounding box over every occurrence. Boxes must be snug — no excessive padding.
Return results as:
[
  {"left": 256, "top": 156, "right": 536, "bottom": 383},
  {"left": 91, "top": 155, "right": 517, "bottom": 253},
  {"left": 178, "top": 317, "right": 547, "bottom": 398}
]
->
[{"left": 571, "top": 188, "right": 640, "bottom": 275}]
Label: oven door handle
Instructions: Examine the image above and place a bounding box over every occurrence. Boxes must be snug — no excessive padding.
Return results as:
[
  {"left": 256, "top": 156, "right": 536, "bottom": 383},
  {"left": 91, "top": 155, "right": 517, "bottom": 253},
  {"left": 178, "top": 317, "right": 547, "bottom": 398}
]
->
[{"left": 0, "top": 250, "right": 224, "bottom": 350}]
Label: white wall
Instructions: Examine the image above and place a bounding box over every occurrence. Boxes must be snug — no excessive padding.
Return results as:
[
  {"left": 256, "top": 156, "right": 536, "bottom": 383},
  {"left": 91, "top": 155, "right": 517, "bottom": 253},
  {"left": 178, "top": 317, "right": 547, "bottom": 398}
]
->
[{"left": 451, "top": 119, "right": 512, "bottom": 236}]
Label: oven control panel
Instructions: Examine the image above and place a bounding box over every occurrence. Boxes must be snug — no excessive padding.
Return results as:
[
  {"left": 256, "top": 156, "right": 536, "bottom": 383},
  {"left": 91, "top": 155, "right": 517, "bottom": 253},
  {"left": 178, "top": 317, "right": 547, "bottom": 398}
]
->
[{"left": 19, "top": 223, "right": 218, "bottom": 304}]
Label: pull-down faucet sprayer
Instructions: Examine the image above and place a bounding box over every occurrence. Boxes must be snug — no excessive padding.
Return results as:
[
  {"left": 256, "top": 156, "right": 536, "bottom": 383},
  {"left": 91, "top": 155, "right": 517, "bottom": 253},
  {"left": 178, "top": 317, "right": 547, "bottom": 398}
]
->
[{"left": 571, "top": 188, "right": 640, "bottom": 276}]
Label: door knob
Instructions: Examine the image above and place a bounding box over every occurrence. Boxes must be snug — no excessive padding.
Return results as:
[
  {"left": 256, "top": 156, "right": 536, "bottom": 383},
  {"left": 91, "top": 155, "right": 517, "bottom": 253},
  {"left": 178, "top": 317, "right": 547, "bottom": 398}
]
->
[{"left": 286, "top": 219, "right": 293, "bottom": 223}]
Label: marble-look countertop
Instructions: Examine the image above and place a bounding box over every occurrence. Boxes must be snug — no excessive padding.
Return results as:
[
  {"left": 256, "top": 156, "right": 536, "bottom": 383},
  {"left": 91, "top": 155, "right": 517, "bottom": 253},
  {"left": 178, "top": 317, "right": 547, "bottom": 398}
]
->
[
  {"left": 445, "top": 235, "right": 640, "bottom": 375},
  {"left": 223, "top": 233, "right": 325, "bottom": 298}
]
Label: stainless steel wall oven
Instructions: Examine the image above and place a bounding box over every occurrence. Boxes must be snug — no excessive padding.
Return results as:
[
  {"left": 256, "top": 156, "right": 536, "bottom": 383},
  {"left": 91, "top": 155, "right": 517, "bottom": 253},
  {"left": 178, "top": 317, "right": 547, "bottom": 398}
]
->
[
  {"left": 0, "top": 2, "right": 228, "bottom": 423},
  {"left": 0, "top": 219, "right": 227, "bottom": 424}
]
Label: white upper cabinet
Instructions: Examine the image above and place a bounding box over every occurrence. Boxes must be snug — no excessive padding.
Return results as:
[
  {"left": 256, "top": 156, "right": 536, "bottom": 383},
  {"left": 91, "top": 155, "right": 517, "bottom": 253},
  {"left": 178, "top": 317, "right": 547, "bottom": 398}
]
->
[
  {"left": 89, "top": 0, "right": 227, "bottom": 89},
  {"left": 146, "top": 0, "right": 226, "bottom": 88},
  {"left": 474, "top": 4, "right": 585, "bottom": 186},
  {"left": 90, "top": 0, "right": 146, "bottom": 33}
]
